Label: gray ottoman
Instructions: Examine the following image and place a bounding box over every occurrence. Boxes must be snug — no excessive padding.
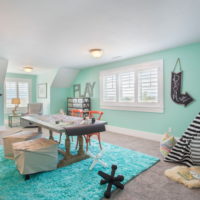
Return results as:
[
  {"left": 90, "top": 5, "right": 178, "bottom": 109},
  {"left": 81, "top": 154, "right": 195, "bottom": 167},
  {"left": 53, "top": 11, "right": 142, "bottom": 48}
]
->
[
  {"left": 3, "top": 131, "right": 40, "bottom": 159},
  {"left": 13, "top": 138, "right": 58, "bottom": 175}
]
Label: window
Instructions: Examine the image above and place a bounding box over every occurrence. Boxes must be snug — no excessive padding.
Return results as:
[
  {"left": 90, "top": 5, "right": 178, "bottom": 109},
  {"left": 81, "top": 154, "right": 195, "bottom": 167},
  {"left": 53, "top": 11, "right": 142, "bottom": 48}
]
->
[
  {"left": 119, "top": 72, "right": 135, "bottom": 102},
  {"left": 103, "top": 74, "right": 117, "bottom": 102},
  {"left": 100, "top": 60, "right": 163, "bottom": 113},
  {"left": 5, "top": 78, "right": 32, "bottom": 112}
]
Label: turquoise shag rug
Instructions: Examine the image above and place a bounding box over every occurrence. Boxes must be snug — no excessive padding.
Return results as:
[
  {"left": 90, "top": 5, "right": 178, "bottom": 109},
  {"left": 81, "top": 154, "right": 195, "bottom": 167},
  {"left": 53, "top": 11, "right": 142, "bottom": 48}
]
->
[{"left": 0, "top": 137, "right": 159, "bottom": 200}]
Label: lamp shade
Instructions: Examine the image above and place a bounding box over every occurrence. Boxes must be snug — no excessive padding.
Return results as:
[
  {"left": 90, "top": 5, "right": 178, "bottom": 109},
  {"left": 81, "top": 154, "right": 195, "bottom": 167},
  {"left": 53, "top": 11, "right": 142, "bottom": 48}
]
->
[{"left": 12, "top": 98, "right": 20, "bottom": 105}]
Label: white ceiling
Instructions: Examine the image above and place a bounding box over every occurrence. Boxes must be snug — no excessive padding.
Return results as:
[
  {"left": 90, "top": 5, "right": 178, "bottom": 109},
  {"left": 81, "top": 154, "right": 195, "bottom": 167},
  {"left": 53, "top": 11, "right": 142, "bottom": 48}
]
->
[{"left": 0, "top": 0, "right": 200, "bottom": 74}]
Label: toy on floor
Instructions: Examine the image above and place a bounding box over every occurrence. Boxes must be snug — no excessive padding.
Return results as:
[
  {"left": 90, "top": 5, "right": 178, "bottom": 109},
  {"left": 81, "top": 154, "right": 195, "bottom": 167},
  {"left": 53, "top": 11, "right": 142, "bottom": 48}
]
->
[
  {"left": 87, "top": 150, "right": 107, "bottom": 170},
  {"left": 98, "top": 165, "right": 124, "bottom": 198}
]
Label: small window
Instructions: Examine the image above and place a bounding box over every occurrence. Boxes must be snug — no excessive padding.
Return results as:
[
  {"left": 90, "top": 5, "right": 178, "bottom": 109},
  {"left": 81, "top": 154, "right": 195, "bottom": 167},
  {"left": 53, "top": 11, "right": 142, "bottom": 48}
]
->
[
  {"left": 5, "top": 78, "right": 32, "bottom": 112},
  {"left": 100, "top": 60, "right": 163, "bottom": 113}
]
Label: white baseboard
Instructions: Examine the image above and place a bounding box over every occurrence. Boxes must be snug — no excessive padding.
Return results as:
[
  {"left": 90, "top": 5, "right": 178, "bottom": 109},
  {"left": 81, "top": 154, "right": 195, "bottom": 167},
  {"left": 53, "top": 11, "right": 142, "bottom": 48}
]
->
[{"left": 106, "top": 125, "right": 162, "bottom": 142}]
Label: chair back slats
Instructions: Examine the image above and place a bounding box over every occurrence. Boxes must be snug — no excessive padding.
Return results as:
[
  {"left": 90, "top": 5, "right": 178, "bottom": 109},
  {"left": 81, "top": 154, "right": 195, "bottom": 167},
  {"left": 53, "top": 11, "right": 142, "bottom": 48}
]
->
[
  {"left": 71, "top": 109, "right": 83, "bottom": 117},
  {"left": 89, "top": 111, "right": 104, "bottom": 120}
]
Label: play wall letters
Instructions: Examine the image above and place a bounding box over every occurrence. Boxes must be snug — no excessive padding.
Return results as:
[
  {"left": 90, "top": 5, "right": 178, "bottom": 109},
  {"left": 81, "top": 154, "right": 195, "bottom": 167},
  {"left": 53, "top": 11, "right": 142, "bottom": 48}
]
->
[{"left": 73, "top": 82, "right": 96, "bottom": 98}]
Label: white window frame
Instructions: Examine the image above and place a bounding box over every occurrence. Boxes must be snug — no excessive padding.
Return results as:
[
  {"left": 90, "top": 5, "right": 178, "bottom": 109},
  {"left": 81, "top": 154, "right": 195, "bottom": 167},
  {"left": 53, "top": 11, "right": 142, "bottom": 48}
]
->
[
  {"left": 4, "top": 78, "right": 32, "bottom": 113},
  {"left": 100, "top": 60, "right": 164, "bottom": 113}
]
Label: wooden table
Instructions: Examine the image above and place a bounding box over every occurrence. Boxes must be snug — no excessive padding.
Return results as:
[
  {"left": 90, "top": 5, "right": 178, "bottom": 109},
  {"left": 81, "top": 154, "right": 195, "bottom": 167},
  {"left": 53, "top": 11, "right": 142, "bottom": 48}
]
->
[{"left": 21, "top": 114, "right": 107, "bottom": 168}]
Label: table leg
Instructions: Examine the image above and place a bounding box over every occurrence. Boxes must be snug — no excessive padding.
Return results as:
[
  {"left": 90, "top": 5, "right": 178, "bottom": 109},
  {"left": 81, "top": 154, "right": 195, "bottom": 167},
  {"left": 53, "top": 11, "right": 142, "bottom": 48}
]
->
[
  {"left": 57, "top": 134, "right": 89, "bottom": 168},
  {"left": 64, "top": 134, "right": 71, "bottom": 159},
  {"left": 78, "top": 135, "right": 84, "bottom": 156},
  {"left": 49, "top": 130, "right": 54, "bottom": 140},
  {"left": 38, "top": 126, "right": 42, "bottom": 134}
]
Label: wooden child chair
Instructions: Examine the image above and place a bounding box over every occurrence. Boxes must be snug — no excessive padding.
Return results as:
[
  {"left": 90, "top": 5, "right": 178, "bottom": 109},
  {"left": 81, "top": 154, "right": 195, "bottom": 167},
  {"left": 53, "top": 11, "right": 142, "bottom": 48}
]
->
[{"left": 85, "top": 110, "right": 104, "bottom": 151}]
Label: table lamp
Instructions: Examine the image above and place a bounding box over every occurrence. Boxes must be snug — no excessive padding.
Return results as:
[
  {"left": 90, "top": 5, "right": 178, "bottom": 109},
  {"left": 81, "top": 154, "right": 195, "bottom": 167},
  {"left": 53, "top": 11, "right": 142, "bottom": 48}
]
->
[{"left": 12, "top": 98, "right": 20, "bottom": 115}]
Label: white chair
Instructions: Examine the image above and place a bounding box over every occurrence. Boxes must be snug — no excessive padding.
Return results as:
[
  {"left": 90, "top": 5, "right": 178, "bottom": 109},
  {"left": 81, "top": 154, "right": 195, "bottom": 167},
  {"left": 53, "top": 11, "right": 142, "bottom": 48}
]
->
[
  {"left": 13, "top": 138, "right": 58, "bottom": 175},
  {"left": 20, "top": 103, "right": 43, "bottom": 128},
  {"left": 3, "top": 130, "right": 41, "bottom": 159}
]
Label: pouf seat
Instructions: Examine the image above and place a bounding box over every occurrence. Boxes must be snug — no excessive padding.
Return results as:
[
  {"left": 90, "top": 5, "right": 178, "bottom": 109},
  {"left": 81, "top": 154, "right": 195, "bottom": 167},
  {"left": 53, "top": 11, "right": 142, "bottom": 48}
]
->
[
  {"left": 3, "top": 131, "right": 40, "bottom": 159},
  {"left": 13, "top": 138, "right": 58, "bottom": 175}
]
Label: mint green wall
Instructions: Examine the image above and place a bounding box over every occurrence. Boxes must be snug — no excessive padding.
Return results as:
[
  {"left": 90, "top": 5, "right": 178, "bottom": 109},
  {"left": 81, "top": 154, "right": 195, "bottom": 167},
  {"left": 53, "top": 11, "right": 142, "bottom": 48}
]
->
[
  {"left": 0, "top": 58, "right": 8, "bottom": 126},
  {"left": 36, "top": 69, "right": 58, "bottom": 115},
  {"left": 6, "top": 73, "right": 37, "bottom": 103},
  {"left": 50, "top": 87, "right": 69, "bottom": 114},
  {"left": 70, "top": 43, "right": 200, "bottom": 137},
  {"left": 0, "top": 85, "right": 4, "bottom": 125}
]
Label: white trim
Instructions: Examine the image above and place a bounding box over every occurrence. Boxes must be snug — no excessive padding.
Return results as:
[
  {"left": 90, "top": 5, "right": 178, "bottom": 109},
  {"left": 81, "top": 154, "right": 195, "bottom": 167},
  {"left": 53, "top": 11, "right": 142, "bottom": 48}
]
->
[
  {"left": 106, "top": 125, "right": 162, "bottom": 141},
  {"left": 99, "top": 59, "right": 164, "bottom": 113},
  {"left": 102, "top": 106, "right": 163, "bottom": 113}
]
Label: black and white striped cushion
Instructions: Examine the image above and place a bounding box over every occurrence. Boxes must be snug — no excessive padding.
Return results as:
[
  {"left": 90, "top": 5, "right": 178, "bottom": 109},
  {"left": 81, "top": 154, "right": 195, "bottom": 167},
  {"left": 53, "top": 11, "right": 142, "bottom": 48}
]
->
[
  {"left": 190, "top": 134, "right": 200, "bottom": 165},
  {"left": 164, "top": 112, "right": 200, "bottom": 166}
]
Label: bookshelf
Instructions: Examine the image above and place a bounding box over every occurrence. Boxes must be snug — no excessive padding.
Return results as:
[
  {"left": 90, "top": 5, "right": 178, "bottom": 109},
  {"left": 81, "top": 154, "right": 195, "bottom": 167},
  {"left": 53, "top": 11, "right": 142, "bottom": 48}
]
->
[{"left": 67, "top": 97, "right": 91, "bottom": 115}]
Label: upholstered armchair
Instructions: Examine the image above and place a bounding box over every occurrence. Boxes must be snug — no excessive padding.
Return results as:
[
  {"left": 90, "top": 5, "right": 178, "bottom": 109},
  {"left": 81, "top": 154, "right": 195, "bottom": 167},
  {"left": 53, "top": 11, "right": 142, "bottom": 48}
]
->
[{"left": 20, "top": 103, "right": 43, "bottom": 128}]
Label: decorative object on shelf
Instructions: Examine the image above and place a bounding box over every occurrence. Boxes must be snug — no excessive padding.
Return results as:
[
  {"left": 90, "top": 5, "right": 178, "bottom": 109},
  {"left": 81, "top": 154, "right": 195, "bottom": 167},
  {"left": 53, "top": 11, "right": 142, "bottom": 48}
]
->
[
  {"left": 98, "top": 165, "right": 124, "bottom": 199},
  {"left": 87, "top": 150, "right": 107, "bottom": 170},
  {"left": 73, "top": 82, "right": 96, "bottom": 98},
  {"left": 11, "top": 98, "right": 20, "bottom": 115},
  {"left": 59, "top": 109, "right": 65, "bottom": 115},
  {"left": 67, "top": 97, "right": 90, "bottom": 115},
  {"left": 171, "top": 58, "right": 194, "bottom": 106},
  {"left": 38, "top": 83, "right": 47, "bottom": 98}
]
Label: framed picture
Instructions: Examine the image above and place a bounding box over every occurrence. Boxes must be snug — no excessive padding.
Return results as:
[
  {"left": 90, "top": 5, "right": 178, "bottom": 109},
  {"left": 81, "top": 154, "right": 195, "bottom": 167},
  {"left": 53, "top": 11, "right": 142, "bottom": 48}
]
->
[{"left": 38, "top": 83, "right": 47, "bottom": 98}]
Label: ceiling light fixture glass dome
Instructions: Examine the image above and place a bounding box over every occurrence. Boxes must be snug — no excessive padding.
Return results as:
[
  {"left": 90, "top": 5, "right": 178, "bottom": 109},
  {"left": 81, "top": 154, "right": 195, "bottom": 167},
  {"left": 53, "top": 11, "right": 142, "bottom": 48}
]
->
[
  {"left": 89, "top": 49, "right": 103, "bottom": 58},
  {"left": 23, "top": 66, "right": 33, "bottom": 72}
]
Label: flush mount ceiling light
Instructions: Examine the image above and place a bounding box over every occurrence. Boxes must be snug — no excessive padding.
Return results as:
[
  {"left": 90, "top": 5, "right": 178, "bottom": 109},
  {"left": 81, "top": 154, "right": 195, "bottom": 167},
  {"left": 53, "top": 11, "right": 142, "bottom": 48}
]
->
[
  {"left": 23, "top": 66, "right": 33, "bottom": 72},
  {"left": 89, "top": 49, "right": 103, "bottom": 58}
]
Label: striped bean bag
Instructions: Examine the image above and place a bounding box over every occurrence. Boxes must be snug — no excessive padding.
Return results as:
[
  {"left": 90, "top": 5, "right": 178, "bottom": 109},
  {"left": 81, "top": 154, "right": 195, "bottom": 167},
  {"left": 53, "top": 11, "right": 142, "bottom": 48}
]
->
[
  {"left": 165, "top": 112, "right": 200, "bottom": 166},
  {"left": 190, "top": 134, "right": 200, "bottom": 165}
]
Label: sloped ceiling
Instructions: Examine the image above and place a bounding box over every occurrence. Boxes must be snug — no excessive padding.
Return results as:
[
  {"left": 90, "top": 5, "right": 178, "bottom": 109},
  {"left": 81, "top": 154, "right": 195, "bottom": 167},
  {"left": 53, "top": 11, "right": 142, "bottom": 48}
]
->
[
  {"left": 52, "top": 67, "right": 79, "bottom": 88},
  {"left": 0, "top": 0, "right": 200, "bottom": 74}
]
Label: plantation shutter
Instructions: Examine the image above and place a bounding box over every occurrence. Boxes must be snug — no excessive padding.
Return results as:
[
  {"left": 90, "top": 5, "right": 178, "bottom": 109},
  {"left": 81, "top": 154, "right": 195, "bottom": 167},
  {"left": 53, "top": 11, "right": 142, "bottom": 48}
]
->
[
  {"left": 6, "top": 81, "right": 17, "bottom": 108},
  {"left": 138, "top": 67, "right": 159, "bottom": 103},
  {"left": 18, "top": 82, "right": 30, "bottom": 107},
  {"left": 103, "top": 74, "right": 117, "bottom": 102},
  {"left": 5, "top": 79, "right": 31, "bottom": 109},
  {"left": 119, "top": 72, "right": 135, "bottom": 102}
]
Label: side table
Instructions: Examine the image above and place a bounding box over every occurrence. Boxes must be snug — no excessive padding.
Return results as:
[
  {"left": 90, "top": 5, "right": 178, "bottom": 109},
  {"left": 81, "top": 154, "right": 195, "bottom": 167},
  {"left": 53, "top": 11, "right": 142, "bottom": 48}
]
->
[{"left": 8, "top": 115, "right": 21, "bottom": 128}]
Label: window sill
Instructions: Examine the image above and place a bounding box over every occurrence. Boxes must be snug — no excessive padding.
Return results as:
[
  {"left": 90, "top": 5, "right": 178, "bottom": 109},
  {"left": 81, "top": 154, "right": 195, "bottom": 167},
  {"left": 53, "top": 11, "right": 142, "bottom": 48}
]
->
[{"left": 100, "top": 105, "right": 164, "bottom": 113}]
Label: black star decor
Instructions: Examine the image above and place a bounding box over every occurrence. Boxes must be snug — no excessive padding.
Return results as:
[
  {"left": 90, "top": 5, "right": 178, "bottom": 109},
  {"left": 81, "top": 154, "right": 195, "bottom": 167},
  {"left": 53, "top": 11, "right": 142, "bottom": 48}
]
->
[{"left": 98, "top": 165, "right": 124, "bottom": 198}]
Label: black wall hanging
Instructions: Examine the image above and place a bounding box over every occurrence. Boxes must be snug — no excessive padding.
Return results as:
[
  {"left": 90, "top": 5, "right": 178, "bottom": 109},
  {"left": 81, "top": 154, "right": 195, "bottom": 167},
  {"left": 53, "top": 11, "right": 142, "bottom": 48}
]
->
[{"left": 171, "top": 58, "right": 194, "bottom": 106}]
